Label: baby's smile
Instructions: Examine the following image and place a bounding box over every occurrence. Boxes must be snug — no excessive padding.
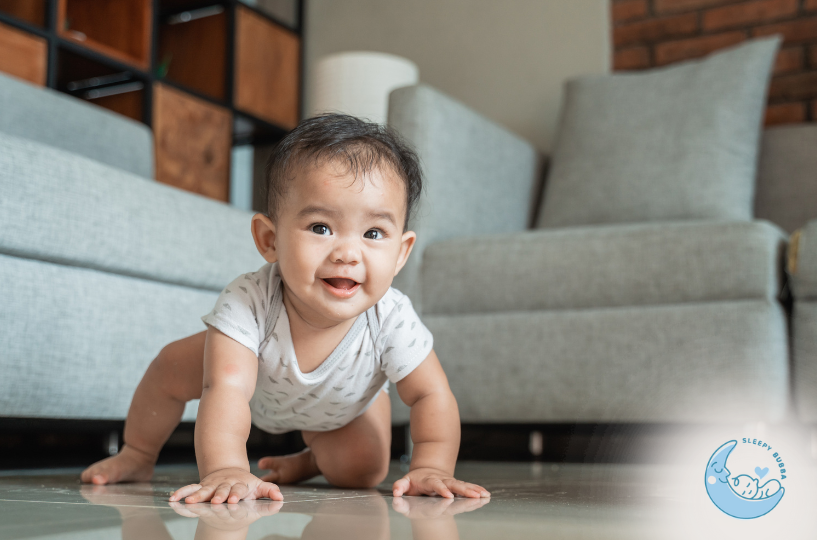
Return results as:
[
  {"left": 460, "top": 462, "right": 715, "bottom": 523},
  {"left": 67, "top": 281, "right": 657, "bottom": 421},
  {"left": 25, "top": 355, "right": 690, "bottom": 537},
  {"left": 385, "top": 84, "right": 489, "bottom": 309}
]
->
[{"left": 321, "top": 277, "right": 361, "bottom": 298}]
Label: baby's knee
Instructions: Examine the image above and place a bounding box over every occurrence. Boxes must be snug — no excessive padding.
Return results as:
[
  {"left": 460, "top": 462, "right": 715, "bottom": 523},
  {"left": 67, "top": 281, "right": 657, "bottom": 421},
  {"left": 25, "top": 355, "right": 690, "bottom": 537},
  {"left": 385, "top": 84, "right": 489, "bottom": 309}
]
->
[{"left": 326, "top": 446, "right": 390, "bottom": 488}]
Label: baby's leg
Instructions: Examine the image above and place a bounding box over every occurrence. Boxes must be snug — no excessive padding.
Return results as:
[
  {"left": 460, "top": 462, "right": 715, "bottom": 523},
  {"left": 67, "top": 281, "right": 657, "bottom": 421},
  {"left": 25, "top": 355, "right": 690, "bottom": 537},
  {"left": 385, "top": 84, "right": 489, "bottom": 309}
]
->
[
  {"left": 81, "top": 331, "right": 207, "bottom": 484},
  {"left": 259, "top": 390, "right": 392, "bottom": 488}
]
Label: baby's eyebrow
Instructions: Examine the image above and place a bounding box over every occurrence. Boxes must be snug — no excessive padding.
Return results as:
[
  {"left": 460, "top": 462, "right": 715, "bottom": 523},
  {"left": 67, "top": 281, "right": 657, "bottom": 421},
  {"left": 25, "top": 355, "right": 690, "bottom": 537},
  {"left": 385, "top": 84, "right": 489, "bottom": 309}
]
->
[
  {"left": 297, "top": 205, "right": 339, "bottom": 218},
  {"left": 368, "top": 211, "right": 397, "bottom": 226}
]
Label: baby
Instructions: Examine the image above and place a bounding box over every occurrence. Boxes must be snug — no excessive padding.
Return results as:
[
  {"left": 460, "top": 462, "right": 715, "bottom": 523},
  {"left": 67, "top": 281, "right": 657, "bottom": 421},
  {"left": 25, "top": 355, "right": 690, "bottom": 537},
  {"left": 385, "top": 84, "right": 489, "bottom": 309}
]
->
[
  {"left": 81, "top": 114, "right": 489, "bottom": 504},
  {"left": 731, "top": 474, "right": 781, "bottom": 499}
]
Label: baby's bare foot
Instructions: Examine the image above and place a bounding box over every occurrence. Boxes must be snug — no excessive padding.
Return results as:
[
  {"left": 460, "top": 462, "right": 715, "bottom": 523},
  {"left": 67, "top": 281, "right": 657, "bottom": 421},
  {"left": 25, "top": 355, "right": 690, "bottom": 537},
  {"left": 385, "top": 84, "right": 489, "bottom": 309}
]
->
[
  {"left": 81, "top": 445, "right": 156, "bottom": 485},
  {"left": 258, "top": 448, "right": 320, "bottom": 485}
]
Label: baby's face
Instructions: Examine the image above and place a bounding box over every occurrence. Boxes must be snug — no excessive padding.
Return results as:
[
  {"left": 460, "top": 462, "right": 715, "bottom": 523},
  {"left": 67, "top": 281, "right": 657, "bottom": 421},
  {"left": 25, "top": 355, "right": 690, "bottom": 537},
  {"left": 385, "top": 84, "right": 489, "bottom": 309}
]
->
[
  {"left": 732, "top": 475, "right": 758, "bottom": 498},
  {"left": 264, "top": 161, "right": 414, "bottom": 326}
]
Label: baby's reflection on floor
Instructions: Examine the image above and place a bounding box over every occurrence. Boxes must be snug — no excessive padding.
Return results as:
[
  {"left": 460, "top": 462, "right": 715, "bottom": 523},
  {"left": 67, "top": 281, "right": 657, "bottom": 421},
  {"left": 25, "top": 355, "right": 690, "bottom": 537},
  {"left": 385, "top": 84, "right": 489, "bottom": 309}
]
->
[{"left": 80, "top": 483, "right": 489, "bottom": 540}]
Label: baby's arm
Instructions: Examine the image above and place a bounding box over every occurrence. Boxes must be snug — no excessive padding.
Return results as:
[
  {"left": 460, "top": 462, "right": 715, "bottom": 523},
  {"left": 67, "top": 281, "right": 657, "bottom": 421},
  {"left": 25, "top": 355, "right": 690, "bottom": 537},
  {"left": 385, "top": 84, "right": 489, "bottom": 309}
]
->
[
  {"left": 393, "top": 350, "right": 490, "bottom": 499},
  {"left": 169, "top": 327, "right": 282, "bottom": 504}
]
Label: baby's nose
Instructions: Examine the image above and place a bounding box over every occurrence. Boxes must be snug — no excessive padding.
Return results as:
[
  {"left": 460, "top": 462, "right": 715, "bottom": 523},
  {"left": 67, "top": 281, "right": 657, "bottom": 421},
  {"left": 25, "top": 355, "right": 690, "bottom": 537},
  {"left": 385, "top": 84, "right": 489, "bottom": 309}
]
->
[{"left": 331, "top": 238, "right": 361, "bottom": 264}]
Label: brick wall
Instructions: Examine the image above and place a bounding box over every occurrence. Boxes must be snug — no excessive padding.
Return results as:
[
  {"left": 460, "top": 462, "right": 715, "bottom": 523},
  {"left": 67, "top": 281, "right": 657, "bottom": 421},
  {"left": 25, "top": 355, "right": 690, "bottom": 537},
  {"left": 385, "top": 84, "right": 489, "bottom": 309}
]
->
[{"left": 612, "top": 0, "right": 817, "bottom": 124}]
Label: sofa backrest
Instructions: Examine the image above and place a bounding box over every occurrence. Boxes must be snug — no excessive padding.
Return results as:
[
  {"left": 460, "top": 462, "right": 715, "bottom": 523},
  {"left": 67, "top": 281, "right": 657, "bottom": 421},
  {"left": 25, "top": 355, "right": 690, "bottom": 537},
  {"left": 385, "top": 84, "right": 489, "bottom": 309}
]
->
[
  {"left": 0, "top": 72, "right": 154, "bottom": 179},
  {"left": 755, "top": 124, "right": 817, "bottom": 234}
]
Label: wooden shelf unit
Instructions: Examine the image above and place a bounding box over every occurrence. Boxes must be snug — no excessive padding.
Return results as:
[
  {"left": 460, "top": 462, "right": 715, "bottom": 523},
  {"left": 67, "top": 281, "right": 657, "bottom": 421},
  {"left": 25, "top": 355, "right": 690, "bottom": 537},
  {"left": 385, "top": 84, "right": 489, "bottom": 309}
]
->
[
  {"left": 57, "top": 0, "right": 152, "bottom": 69},
  {"left": 0, "top": 0, "right": 303, "bottom": 204},
  {"left": 0, "top": 0, "right": 46, "bottom": 27},
  {"left": 0, "top": 20, "right": 46, "bottom": 85}
]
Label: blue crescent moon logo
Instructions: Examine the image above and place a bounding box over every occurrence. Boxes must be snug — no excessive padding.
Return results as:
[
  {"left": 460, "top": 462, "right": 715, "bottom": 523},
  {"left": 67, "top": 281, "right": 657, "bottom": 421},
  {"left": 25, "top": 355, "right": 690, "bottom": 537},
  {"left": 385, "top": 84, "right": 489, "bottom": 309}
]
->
[{"left": 705, "top": 440, "right": 784, "bottom": 519}]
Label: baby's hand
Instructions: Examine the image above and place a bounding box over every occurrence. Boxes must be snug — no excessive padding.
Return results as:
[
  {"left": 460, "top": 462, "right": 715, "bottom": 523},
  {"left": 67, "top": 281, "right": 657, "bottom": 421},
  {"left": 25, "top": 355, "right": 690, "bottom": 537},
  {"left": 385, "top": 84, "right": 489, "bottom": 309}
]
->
[
  {"left": 169, "top": 468, "right": 283, "bottom": 504},
  {"left": 392, "top": 467, "right": 490, "bottom": 499}
]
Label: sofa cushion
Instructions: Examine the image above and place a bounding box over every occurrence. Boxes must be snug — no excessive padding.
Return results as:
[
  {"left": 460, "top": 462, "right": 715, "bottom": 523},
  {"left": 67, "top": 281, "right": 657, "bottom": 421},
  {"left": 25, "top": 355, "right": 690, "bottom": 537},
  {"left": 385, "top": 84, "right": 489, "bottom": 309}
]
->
[
  {"left": 537, "top": 37, "right": 780, "bottom": 228},
  {"left": 0, "top": 132, "right": 265, "bottom": 292},
  {"left": 755, "top": 125, "right": 817, "bottom": 234},
  {"left": 793, "top": 301, "right": 817, "bottom": 422},
  {"left": 789, "top": 220, "right": 817, "bottom": 300},
  {"left": 0, "top": 71, "right": 153, "bottom": 178},
  {"left": 421, "top": 220, "right": 785, "bottom": 315},
  {"left": 419, "top": 300, "right": 788, "bottom": 423},
  {"left": 0, "top": 253, "right": 204, "bottom": 420}
]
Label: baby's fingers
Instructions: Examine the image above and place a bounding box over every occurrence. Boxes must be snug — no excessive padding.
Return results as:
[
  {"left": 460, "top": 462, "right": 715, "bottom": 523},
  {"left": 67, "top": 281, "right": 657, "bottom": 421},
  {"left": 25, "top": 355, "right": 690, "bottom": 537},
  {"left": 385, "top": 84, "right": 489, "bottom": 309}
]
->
[
  {"left": 226, "top": 483, "right": 249, "bottom": 504},
  {"left": 446, "top": 480, "right": 490, "bottom": 499},
  {"left": 252, "top": 481, "right": 284, "bottom": 501},
  {"left": 169, "top": 483, "right": 202, "bottom": 502},
  {"left": 393, "top": 477, "right": 412, "bottom": 497},
  {"left": 184, "top": 483, "right": 216, "bottom": 504},
  {"left": 430, "top": 478, "right": 454, "bottom": 499}
]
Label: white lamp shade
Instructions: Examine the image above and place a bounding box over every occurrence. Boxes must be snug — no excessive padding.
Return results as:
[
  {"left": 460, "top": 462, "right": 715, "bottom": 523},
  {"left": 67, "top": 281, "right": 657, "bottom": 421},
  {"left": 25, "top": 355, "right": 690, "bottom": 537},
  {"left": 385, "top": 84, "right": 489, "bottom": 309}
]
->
[{"left": 309, "top": 51, "right": 419, "bottom": 125}]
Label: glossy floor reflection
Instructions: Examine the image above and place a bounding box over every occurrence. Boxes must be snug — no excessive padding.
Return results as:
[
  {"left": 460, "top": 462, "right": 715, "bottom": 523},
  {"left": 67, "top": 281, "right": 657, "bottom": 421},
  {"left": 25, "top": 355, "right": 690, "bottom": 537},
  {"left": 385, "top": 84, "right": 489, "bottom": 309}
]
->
[{"left": 1, "top": 460, "right": 816, "bottom": 539}]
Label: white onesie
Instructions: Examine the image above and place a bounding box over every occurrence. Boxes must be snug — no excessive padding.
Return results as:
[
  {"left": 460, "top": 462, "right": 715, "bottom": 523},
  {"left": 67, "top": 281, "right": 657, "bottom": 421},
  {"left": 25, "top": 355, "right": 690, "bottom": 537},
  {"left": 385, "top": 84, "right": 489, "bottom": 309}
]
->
[{"left": 201, "top": 263, "right": 433, "bottom": 434}]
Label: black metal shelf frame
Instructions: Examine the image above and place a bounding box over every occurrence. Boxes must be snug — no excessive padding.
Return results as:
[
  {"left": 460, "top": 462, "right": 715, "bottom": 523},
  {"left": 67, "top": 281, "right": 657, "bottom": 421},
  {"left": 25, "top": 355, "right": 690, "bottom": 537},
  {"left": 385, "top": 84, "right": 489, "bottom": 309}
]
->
[{"left": 0, "top": 0, "right": 304, "bottom": 146}]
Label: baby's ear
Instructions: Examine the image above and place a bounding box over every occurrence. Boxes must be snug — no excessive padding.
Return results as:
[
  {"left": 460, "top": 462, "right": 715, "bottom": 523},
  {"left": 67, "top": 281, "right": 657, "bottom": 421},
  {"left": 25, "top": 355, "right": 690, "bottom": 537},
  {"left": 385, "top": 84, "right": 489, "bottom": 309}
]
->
[
  {"left": 251, "top": 214, "right": 278, "bottom": 263},
  {"left": 394, "top": 230, "right": 417, "bottom": 276}
]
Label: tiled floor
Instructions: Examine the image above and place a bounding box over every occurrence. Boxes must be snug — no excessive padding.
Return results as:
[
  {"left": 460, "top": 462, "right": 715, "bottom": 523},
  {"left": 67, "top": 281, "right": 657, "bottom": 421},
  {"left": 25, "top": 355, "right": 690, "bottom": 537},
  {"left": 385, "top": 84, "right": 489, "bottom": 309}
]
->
[{"left": 1, "top": 456, "right": 815, "bottom": 539}]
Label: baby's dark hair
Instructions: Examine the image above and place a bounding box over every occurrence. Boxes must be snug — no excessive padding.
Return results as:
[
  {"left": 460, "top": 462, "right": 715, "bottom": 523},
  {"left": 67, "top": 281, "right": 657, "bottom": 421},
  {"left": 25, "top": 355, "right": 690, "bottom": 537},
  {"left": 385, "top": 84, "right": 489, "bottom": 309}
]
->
[{"left": 264, "top": 114, "right": 423, "bottom": 230}]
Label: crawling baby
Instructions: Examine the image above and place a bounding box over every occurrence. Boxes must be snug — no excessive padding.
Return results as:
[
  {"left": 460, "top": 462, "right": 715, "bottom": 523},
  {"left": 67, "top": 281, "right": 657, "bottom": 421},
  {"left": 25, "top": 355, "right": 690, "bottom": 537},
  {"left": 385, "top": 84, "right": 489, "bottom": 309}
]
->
[{"left": 81, "top": 114, "right": 489, "bottom": 503}]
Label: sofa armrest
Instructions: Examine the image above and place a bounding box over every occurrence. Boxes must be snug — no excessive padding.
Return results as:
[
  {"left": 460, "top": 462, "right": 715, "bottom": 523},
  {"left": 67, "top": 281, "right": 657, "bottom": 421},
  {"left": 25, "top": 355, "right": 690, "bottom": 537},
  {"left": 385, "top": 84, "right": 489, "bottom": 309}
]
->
[
  {"left": 387, "top": 84, "right": 544, "bottom": 306},
  {"left": 789, "top": 220, "right": 817, "bottom": 300}
]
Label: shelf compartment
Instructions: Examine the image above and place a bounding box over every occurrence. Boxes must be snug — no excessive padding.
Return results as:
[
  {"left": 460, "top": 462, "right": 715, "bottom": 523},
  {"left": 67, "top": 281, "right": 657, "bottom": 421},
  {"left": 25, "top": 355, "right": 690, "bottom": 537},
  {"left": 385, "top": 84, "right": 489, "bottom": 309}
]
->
[
  {"left": 153, "top": 82, "right": 232, "bottom": 201},
  {"left": 238, "top": 0, "right": 299, "bottom": 30},
  {"left": 56, "top": 47, "right": 145, "bottom": 122},
  {"left": 158, "top": 3, "right": 227, "bottom": 101},
  {"left": 57, "top": 0, "right": 152, "bottom": 69},
  {"left": 234, "top": 5, "right": 299, "bottom": 129},
  {"left": 0, "top": 0, "right": 47, "bottom": 27},
  {"left": 0, "top": 20, "right": 46, "bottom": 85}
]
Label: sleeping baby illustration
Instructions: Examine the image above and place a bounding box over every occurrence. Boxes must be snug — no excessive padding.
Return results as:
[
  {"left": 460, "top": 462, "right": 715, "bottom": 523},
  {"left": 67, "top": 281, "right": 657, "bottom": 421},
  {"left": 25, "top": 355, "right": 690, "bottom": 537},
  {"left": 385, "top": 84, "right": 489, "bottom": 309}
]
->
[{"left": 731, "top": 474, "right": 781, "bottom": 499}]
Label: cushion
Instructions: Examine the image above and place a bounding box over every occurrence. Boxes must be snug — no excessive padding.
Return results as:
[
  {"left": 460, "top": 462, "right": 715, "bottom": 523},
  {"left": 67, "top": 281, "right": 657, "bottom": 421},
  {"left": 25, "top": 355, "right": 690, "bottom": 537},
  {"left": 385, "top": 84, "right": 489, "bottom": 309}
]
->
[
  {"left": 419, "top": 300, "right": 788, "bottom": 423},
  {"left": 0, "top": 131, "right": 265, "bottom": 292},
  {"left": 793, "top": 301, "right": 817, "bottom": 422},
  {"left": 789, "top": 220, "right": 817, "bottom": 300},
  {"left": 0, "top": 253, "right": 205, "bottom": 420},
  {"left": 421, "top": 220, "right": 785, "bottom": 315},
  {"left": 755, "top": 125, "right": 817, "bottom": 234},
  {"left": 0, "top": 71, "right": 154, "bottom": 178},
  {"left": 537, "top": 36, "right": 781, "bottom": 228}
]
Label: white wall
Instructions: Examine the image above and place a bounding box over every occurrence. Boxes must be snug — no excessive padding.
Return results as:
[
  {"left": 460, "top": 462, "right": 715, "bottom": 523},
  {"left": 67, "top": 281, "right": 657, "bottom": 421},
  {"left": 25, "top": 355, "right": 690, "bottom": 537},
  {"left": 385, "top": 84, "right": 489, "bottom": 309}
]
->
[{"left": 304, "top": 0, "right": 610, "bottom": 152}]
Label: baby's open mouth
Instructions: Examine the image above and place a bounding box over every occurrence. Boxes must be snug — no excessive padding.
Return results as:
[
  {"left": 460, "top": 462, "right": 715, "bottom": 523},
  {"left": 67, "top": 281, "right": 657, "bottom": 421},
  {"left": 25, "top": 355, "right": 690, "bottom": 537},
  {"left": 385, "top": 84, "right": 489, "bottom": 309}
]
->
[{"left": 322, "top": 278, "right": 359, "bottom": 291}]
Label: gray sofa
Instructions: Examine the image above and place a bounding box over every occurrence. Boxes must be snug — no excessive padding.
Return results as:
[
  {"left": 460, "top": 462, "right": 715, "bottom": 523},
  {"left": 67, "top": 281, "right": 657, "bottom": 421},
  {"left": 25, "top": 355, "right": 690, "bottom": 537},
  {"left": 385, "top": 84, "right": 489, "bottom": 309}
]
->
[
  {"left": 1, "top": 58, "right": 815, "bottom": 431},
  {"left": 387, "top": 83, "right": 817, "bottom": 425},
  {"left": 0, "top": 72, "right": 264, "bottom": 421}
]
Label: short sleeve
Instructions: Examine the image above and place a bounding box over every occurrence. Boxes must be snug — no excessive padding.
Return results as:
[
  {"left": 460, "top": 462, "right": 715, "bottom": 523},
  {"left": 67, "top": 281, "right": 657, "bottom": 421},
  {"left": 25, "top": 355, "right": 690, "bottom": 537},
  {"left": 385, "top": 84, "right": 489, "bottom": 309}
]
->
[
  {"left": 201, "top": 266, "right": 272, "bottom": 355},
  {"left": 376, "top": 293, "right": 434, "bottom": 383}
]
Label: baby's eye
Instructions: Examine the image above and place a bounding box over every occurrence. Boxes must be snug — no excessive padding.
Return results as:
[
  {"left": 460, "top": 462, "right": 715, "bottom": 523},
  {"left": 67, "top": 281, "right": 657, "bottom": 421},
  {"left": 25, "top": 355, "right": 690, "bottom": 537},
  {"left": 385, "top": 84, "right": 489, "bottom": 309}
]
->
[
  {"left": 363, "top": 229, "right": 383, "bottom": 240},
  {"left": 311, "top": 224, "right": 331, "bottom": 235}
]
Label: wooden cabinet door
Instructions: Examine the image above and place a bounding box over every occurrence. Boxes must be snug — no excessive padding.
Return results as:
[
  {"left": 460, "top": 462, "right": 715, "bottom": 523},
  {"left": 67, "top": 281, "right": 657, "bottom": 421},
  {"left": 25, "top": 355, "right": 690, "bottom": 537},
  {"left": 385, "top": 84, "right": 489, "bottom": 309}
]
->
[
  {"left": 234, "top": 6, "right": 300, "bottom": 129},
  {"left": 153, "top": 83, "right": 232, "bottom": 202},
  {"left": 0, "top": 21, "right": 46, "bottom": 85}
]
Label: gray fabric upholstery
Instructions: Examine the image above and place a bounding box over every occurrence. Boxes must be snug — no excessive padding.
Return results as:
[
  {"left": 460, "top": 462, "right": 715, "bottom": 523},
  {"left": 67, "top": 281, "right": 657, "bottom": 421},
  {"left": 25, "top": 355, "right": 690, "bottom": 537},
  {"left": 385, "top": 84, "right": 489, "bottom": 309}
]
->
[
  {"left": 387, "top": 85, "right": 542, "bottom": 307},
  {"left": 421, "top": 220, "right": 785, "bottom": 315},
  {"left": 0, "top": 71, "right": 153, "bottom": 178},
  {"left": 0, "top": 253, "right": 204, "bottom": 420},
  {"left": 0, "top": 132, "right": 266, "bottom": 292},
  {"left": 793, "top": 301, "right": 817, "bottom": 422},
  {"left": 790, "top": 220, "right": 817, "bottom": 300},
  {"left": 410, "top": 300, "right": 788, "bottom": 424},
  {"left": 755, "top": 125, "right": 817, "bottom": 234},
  {"left": 537, "top": 37, "right": 780, "bottom": 228}
]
